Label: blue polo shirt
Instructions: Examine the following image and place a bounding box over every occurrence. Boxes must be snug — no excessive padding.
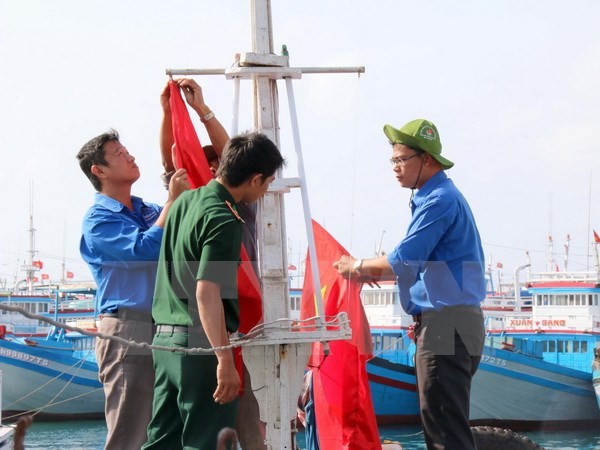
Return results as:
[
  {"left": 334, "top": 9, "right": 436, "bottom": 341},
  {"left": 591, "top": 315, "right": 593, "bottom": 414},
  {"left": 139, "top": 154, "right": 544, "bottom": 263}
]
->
[
  {"left": 80, "top": 193, "right": 163, "bottom": 314},
  {"left": 387, "top": 171, "right": 485, "bottom": 315}
]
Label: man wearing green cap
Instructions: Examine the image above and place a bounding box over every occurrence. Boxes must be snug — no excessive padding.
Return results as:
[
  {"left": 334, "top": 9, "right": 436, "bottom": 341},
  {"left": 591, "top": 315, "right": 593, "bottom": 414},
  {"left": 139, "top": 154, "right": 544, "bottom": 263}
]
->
[{"left": 334, "top": 119, "right": 485, "bottom": 450}]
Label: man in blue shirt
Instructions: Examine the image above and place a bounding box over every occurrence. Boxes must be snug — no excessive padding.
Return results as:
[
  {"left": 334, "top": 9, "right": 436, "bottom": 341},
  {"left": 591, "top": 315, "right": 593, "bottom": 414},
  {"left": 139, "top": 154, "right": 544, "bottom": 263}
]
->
[
  {"left": 335, "top": 119, "right": 485, "bottom": 450},
  {"left": 77, "top": 130, "right": 188, "bottom": 450}
]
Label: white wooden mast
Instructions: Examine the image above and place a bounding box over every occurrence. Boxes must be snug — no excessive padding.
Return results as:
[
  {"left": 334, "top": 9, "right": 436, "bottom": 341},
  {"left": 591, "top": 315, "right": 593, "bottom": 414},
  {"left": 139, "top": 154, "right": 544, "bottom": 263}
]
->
[{"left": 167, "top": 1, "right": 363, "bottom": 447}]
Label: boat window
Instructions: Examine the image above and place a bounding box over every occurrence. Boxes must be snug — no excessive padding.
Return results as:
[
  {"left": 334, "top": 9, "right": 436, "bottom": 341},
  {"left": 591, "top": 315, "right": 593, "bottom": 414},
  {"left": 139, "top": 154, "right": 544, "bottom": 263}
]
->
[
  {"left": 289, "top": 295, "right": 299, "bottom": 311},
  {"left": 573, "top": 341, "right": 580, "bottom": 352},
  {"left": 557, "top": 340, "right": 565, "bottom": 353},
  {"left": 548, "top": 340, "right": 556, "bottom": 352},
  {"left": 383, "top": 336, "right": 393, "bottom": 351},
  {"left": 373, "top": 335, "right": 382, "bottom": 350},
  {"left": 581, "top": 341, "right": 588, "bottom": 352}
]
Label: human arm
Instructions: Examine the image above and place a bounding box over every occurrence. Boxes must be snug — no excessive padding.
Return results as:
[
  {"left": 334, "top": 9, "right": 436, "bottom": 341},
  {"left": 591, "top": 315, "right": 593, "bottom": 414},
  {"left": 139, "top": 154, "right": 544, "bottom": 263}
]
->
[
  {"left": 176, "top": 78, "right": 230, "bottom": 156},
  {"left": 333, "top": 254, "right": 396, "bottom": 283},
  {"left": 159, "top": 81, "right": 175, "bottom": 173},
  {"left": 82, "top": 171, "right": 188, "bottom": 265},
  {"left": 153, "top": 168, "right": 189, "bottom": 229},
  {"left": 196, "top": 279, "right": 240, "bottom": 404}
]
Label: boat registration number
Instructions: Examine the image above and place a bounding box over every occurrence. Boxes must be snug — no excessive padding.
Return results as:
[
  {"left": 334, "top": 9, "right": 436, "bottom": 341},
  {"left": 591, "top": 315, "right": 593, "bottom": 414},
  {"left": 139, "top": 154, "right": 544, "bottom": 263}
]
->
[
  {"left": 0, "top": 348, "right": 49, "bottom": 366},
  {"left": 481, "top": 355, "right": 507, "bottom": 367}
]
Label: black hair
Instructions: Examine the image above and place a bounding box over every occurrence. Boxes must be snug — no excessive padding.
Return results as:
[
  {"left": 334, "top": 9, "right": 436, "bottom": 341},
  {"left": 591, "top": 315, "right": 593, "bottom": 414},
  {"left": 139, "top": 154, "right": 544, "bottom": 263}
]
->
[
  {"left": 216, "top": 132, "right": 285, "bottom": 187},
  {"left": 76, "top": 129, "right": 119, "bottom": 191}
]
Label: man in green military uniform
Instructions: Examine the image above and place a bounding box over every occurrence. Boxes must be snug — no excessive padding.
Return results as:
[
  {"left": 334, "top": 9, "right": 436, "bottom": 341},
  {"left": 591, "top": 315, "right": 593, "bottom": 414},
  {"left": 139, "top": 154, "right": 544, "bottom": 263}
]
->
[{"left": 142, "top": 132, "right": 284, "bottom": 450}]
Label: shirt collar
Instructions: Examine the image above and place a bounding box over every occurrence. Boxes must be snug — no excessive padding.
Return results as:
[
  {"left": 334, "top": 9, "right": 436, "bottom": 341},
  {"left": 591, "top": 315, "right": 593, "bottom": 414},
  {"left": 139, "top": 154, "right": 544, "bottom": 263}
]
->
[
  {"left": 207, "top": 179, "right": 237, "bottom": 204},
  {"left": 94, "top": 193, "right": 145, "bottom": 212},
  {"left": 413, "top": 170, "right": 448, "bottom": 206}
]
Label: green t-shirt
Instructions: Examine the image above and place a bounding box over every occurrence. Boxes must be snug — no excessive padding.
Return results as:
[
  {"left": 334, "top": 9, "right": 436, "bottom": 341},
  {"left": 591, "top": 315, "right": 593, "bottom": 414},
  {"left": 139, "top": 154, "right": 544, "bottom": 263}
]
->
[{"left": 152, "top": 179, "right": 242, "bottom": 332}]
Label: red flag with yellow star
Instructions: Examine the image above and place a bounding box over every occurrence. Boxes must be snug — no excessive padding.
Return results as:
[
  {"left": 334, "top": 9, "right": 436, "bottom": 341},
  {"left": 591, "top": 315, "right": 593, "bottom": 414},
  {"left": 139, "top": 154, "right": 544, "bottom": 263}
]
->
[{"left": 300, "top": 220, "right": 380, "bottom": 450}]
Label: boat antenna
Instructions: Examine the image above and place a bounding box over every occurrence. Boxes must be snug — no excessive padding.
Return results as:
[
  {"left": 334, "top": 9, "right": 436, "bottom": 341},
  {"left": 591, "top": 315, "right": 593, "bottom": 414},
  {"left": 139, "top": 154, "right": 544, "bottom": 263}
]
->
[
  {"left": 563, "top": 234, "right": 570, "bottom": 272},
  {"left": 547, "top": 193, "right": 555, "bottom": 272},
  {"left": 26, "top": 181, "right": 37, "bottom": 291},
  {"left": 376, "top": 230, "right": 386, "bottom": 257},
  {"left": 586, "top": 171, "right": 592, "bottom": 271}
]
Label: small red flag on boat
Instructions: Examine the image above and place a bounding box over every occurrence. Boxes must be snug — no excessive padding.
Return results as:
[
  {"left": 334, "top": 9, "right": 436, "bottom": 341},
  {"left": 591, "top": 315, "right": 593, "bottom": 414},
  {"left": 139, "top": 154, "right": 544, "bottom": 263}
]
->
[
  {"left": 41, "top": 273, "right": 50, "bottom": 280},
  {"left": 66, "top": 271, "right": 74, "bottom": 279},
  {"left": 496, "top": 262, "right": 503, "bottom": 269},
  {"left": 288, "top": 264, "right": 297, "bottom": 271},
  {"left": 300, "top": 220, "right": 381, "bottom": 450},
  {"left": 594, "top": 230, "right": 600, "bottom": 244},
  {"left": 32, "top": 260, "right": 43, "bottom": 269}
]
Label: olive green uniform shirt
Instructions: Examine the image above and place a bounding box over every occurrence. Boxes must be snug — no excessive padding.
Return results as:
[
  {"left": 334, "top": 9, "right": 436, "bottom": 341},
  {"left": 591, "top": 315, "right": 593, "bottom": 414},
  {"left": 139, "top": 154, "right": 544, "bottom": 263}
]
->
[{"left": 152, "top": 179, "right": 242, "bottom": 332}]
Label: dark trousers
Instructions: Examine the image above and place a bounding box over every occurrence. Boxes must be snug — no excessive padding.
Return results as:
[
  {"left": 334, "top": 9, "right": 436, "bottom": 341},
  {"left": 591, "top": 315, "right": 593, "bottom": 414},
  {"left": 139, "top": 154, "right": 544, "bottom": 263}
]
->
[
  {"left": 414, "top": 305, "right": 484, "bottom": 450},
  {"left": 236, "top": 364, "right": 267, "bottom": 450},
  {"left": 142, "top": 330, "right": 238, "bottom": 450}
]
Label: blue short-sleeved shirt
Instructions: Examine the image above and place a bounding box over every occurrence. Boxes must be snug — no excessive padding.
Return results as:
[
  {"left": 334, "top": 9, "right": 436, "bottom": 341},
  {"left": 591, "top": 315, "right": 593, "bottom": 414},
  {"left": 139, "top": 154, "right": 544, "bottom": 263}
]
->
[
  {"left": 80, "top": 193, "right": 163, "bottom": 314},
  {"left": 387, "top": 171, "right": 486, "bottom": 315}
]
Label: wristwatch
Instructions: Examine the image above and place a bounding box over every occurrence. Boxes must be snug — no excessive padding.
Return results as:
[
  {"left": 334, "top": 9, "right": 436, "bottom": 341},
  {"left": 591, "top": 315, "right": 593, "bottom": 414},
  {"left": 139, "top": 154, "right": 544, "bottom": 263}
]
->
[{"left": 352, "top": 258, "right": 364, "bottom": 276}]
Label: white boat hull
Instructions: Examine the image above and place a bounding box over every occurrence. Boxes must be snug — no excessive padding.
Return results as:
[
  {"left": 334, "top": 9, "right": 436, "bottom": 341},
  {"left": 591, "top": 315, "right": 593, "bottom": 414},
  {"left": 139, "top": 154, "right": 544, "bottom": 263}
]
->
[{"left": 0, "top": 338, "right": 103, "bottom": 419}]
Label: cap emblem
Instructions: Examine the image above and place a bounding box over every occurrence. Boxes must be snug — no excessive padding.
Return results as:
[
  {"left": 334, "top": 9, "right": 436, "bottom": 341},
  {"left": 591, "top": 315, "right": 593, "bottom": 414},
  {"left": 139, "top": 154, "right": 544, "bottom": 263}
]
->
[{"left": 419, "top": 126, "right": 436, "bottom": 141}]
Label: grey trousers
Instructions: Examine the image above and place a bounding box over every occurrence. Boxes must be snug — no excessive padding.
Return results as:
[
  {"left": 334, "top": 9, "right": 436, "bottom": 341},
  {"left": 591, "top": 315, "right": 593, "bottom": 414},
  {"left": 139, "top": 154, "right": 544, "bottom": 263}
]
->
[
  {"left": 96, "top": 316, "right": 155, "bottom": 450},
  {"left": 414, "top": 305, "right": 485, "bottom": 450}
]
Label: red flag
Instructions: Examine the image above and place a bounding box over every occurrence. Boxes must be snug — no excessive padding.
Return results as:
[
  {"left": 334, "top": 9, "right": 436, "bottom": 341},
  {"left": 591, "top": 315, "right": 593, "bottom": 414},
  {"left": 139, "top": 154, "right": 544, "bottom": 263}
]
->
[
  {"left": 41, "top": 274, "right": 50, "bottom": 280},
  {"left": 594, "top": 230, "right": 600, "bottom": 244},
  {"left": 288, "top": 264, "right": 297, "bottom": 271},
  {"left": 66, "top": 271, "right": 74, "bottom": 279},
  {"left": 168, "top": 81, "right": 262, "bottom": 335},
  {"left": 169, "top": 81, "right": 214, "bottom": 188},
  {"left": 32, "top": 260, "right": 43, "bottom": 269},
  {"left": 496, "top": 262, "right": 503, "bottom": 269},
  {"left": 32, "top": 277, "right": 39, "bottom": 283},
  {"left": 300, "top": 220, "right": 380, "bottom": 450}
]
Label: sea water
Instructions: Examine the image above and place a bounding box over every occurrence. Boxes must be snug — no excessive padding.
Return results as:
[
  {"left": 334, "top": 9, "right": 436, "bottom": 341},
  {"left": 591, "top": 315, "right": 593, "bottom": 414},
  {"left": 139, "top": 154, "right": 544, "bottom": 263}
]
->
[{"left": 16, "top": 421, "right": 600, "bottom": 449}]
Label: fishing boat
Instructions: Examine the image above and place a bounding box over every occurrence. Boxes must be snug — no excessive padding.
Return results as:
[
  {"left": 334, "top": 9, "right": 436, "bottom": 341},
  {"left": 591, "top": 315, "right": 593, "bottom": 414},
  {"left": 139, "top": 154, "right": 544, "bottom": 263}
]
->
[
  {"left": 0, "top": 292, "right": 103, "bottom": 421},
  {"left": 0, "top": 370, "right": 15, "bottom": 445},
  {"left": 363, "top": 274, "right": 600, "bottom": 428},
  {"left": 594, "top": 348, "right": 600, "bottom": 409}
]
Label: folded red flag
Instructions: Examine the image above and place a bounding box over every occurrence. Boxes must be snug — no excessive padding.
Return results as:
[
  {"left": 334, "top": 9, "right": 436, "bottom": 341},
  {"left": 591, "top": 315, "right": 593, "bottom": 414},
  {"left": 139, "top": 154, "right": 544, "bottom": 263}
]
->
[{"left": 300, "top": 220, "right": 381, "bottom": 450}]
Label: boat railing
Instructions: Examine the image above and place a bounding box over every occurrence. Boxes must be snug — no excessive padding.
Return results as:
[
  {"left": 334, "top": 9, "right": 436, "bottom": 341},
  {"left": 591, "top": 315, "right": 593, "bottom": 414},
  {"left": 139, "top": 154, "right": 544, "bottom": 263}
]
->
[
  {"left": 528, "top": 271, "right": 600, "bottom": 284},
  {"left": 485, "top": 335, "right": 544, "bottom": 359}
]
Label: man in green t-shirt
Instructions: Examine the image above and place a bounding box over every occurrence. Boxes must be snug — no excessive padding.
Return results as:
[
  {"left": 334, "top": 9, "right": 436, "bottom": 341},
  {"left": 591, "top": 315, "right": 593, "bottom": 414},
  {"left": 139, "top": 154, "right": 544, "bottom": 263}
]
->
[{"left": 143, "top": 132, "right": 284, "bottom": 450}]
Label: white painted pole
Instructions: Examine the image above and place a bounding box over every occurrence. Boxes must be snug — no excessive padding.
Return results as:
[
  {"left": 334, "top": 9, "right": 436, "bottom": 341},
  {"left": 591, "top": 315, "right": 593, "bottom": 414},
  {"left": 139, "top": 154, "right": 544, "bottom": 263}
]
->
[
  {"left": 284, "top": 77, "right": 326, "bottom": 322},
  {"left": 231, "top": 77, "right": 241, "bottom": 136},
  {"left": 513, "top": 264, "right": 531, "bottom": 313}
]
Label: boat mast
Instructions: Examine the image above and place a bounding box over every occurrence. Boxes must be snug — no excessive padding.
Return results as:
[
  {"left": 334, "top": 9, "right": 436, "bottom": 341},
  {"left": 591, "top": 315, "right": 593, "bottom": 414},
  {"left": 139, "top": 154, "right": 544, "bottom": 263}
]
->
[
  {"left": 167, "top": 2, "right": 361, "bottom": 446},
  {"left": 24, "top": 183, "right": 38, "bottom": 291}
]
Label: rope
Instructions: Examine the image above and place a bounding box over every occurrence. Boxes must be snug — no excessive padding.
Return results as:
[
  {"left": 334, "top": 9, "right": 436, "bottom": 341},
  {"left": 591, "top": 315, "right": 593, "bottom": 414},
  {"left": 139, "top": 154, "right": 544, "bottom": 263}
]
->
[
  {"left": 348, "top": 72, "right": 362, "bottom": 251},
  {"left": 2, "top": 388, "right": 104, "bottom": 422},
  {"left": 0, "top": 304, "right": 349, "bottom": 355}
]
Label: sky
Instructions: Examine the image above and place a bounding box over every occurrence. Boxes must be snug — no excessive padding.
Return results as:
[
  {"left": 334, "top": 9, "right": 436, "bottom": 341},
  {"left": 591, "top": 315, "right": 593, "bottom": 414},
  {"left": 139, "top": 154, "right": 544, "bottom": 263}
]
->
[{"left": 1, "top": 0, "right": 600, "bottom": 289}]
